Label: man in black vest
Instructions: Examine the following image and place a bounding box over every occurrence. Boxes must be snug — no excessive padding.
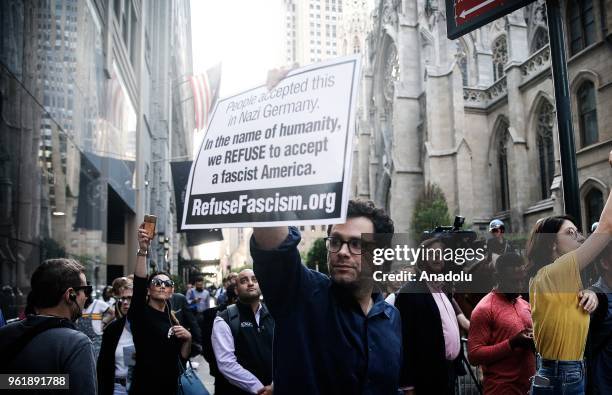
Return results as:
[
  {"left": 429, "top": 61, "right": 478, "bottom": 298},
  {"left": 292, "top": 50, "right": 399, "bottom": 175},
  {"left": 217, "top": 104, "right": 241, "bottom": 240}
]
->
[{"left": 211, "top": 269, "right": 274, "bottom": 395}]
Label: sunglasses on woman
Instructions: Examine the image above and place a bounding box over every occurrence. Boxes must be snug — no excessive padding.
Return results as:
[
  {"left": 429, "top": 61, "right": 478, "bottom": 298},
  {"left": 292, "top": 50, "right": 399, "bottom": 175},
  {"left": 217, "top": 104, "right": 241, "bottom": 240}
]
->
[{"left": 150, "top": 278, "right": 174, "bottom": 288}]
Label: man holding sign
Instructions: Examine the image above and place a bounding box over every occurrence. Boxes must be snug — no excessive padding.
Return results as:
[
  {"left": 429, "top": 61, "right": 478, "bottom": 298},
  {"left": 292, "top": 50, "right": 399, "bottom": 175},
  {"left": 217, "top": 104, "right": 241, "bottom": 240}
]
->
[
  {"left": 251, "top": 199, "right": 402, "bottom": 394},
  {"left": 182, "top": 56, "right": 401, "bottom": 393}
]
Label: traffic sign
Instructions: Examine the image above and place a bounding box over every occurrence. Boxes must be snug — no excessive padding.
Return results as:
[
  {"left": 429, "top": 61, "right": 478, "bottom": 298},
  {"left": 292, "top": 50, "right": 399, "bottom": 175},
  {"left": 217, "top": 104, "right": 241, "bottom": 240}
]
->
[{"left": 446, "top": 0, "right": 536, "bottom": 39}]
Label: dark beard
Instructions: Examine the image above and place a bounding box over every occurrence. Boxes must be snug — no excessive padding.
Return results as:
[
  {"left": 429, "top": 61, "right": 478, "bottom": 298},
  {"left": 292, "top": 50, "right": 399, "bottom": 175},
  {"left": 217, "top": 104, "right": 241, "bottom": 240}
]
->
[
  {"left": 238, "top": 293, "right": 260, "bottom": 304},
  {"left": 70, "top": 304, "right": 82, "bottom": 322}
]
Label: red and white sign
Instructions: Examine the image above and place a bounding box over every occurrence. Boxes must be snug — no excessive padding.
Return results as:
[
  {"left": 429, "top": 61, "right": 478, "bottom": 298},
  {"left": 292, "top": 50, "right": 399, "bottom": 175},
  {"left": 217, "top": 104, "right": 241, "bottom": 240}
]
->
[
  {"left": 446, "top": 0, "right": 535, "bottom": 39},
  {"left": 455, "top": 0, "right": 504, "bottom": 25}
]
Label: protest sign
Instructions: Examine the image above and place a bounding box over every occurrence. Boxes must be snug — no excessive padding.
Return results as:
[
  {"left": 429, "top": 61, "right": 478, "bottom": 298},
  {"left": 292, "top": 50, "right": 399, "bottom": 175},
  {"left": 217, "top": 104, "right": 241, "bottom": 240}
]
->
[{"left": 181, "top": 55, "right": 361, "bottom": 229}]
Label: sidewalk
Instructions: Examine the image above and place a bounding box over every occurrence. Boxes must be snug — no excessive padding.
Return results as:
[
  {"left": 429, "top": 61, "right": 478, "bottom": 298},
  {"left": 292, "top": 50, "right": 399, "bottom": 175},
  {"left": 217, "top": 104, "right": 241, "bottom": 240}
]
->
[{"left": 192, "top": 354, "right": 215, "bottom": 393}]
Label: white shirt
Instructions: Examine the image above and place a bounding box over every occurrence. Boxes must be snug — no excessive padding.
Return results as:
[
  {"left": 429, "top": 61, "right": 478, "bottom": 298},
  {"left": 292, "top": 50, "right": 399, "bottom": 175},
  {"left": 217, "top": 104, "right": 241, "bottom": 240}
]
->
[
  {"left": 114, "top": 323, "right": 134, "bottom": 378},
  {"left": 211, "top": 304, "right": 264, "bottom": 394},
  {"left": 84, "top": 299, "right": 110, "bottom": 335}
]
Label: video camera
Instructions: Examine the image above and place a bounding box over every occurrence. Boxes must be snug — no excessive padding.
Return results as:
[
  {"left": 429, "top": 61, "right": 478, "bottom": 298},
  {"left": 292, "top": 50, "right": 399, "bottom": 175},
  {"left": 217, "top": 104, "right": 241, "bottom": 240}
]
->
[{"left": 421, "top": 215, "right": 487, "bottom": 253}]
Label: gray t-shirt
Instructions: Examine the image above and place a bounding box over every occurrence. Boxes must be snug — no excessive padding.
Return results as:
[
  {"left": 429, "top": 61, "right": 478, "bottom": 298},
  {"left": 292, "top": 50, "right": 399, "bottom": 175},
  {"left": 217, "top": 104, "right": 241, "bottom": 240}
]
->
[{"left": 8, "top": 326, "right": 97, "bottom": 395}]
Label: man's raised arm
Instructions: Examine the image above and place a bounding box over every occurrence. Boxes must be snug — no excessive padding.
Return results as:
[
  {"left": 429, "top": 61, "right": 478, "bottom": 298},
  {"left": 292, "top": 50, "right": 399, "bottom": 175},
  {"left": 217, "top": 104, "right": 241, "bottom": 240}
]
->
[{"left": 252, "top": 227, "right": 289, "bottom": 250}]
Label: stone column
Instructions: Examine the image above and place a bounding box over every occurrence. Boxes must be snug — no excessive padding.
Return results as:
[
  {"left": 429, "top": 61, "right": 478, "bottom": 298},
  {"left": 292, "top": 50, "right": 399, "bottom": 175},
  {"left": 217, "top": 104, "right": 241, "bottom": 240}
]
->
[
  {"left": 505, "top": 62, "right": 528, "bottom": 233},
  {"left": 390, "top": 2, "right": 423, "bottom": 236}
]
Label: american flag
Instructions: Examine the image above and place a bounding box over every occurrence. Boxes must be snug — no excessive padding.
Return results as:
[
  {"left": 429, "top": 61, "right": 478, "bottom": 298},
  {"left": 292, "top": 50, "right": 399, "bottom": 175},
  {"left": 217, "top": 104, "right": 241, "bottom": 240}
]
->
[{"left": 189, "top": 64, "right": 222, "bottom": 131}]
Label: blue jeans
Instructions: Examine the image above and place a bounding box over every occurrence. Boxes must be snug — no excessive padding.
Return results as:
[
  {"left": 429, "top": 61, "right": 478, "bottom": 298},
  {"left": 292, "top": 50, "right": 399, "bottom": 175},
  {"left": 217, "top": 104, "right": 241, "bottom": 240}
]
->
[{"left": 530, "top": 357, "right": 585, "bottom": 395}]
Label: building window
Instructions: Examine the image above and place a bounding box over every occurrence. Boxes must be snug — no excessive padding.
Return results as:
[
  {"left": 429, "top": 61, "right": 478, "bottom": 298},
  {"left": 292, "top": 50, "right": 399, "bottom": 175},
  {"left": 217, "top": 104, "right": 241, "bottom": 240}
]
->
[
  {"left": 497, "top": 120, "right": 511, "bottom": 211},
  {"left": 122, "top": 1, "right": 129, "bottom": 47},
  {"left": 353, "top": 36, "right": 360, "bottom": 54},
  {"left": 456, "top": 41, "right": 468, "bottom": 86},
  {"left": 577, "top": 81, "right": 598, "bottom": 147},
  {"left": 114, "top": 0, "right": 121, "bottom": 21},
  {"left": 585, "top": 189, "right": 604, "bottom": 230},
  {"left": 130, "top": 5, "right": 138, "bottom": 67},
  {"left": 568, "top": 0, "right": 595, "bottom": 55},
  {"left": 492, "top": 36, "right": 507, "bottom": 81},
  {"left": 536, "top": 101, "right": 555, "bottom": 199},
  {"left": 530, "top": 27, "right": 549, "bottom": 53},
  {"left": 383, "top": 43, "right": 400, "bottom": 103}
]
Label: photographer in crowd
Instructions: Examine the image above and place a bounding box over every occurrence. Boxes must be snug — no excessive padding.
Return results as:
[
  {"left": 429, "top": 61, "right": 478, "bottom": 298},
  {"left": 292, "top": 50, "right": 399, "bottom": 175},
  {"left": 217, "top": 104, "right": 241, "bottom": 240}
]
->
[
  {"left": 127, "top": 224, "right": 192, "bottom": 394},
  {"left": 394, "top": 237, "right": 465, "bottom": 395},
  {"left": 0, "top": 259, "right": 96, "bottom": 395}
]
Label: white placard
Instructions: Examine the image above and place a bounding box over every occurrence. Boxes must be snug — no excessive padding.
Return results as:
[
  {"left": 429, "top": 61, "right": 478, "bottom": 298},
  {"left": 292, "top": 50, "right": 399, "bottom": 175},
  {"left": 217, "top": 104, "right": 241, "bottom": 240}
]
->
[{"left": 182, "top": 56, "right": 361, "bottom": 229}]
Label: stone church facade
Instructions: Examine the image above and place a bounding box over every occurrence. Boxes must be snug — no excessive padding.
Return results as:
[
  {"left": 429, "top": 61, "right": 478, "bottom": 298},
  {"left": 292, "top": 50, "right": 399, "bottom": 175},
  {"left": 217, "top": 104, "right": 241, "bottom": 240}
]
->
[{"left": 354, "top": 0, "right": 612, "bottom": 237}]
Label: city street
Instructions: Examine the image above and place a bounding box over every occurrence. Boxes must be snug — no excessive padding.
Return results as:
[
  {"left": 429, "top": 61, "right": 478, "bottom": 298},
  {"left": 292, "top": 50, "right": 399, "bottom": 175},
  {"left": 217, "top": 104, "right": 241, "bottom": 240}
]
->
[
  {"left": 193, "top": 355, "right": 215, "bottom": 394},
  {"left": 1, "top": 0, "right": 611, "bottom": 394}
]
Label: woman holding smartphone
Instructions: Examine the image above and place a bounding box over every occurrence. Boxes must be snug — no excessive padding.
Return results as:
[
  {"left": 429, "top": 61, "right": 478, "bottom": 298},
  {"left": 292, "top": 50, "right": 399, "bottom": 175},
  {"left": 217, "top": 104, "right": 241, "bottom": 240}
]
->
[
  {"left": 127, "top": 224, "right": 192, "bottom": 394},
  {"left": 526, "top": 150, "right": 612, "bottom": 394}
]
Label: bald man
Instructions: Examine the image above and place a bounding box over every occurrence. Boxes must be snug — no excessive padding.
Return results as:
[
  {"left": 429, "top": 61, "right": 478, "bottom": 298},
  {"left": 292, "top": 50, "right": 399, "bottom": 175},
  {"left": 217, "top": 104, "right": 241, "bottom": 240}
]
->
[{"left": 211, "top": 270, "right": 275, "bottom": 395}]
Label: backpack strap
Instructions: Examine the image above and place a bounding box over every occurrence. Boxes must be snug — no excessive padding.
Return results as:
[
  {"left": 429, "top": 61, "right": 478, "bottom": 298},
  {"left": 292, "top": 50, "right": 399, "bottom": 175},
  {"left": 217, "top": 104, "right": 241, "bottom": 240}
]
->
[{"left": 1, "top": 317, "right": 74, "bottom": 370}]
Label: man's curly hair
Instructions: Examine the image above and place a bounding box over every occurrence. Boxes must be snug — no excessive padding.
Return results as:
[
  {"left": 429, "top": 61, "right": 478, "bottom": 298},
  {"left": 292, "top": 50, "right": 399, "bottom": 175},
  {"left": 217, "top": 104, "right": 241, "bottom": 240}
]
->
[{"left": 327, "top": 199, "right": 394, "bottom": 235}]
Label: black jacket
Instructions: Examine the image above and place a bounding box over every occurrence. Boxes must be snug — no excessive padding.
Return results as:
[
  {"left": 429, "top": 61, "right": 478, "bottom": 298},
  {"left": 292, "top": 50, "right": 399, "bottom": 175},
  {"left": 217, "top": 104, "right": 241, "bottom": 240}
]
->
[
  {"left": 171, "top": 292, "right": 202, "bottom": 346},
  {"left": 395, "top": 280, "right": 465, "bottom": 395},
  {"left": 0, "top": 315, "right": 96, "bottom": 395},
  {"left": 97, "top": 317, "right": 128, "bottom": 395}
]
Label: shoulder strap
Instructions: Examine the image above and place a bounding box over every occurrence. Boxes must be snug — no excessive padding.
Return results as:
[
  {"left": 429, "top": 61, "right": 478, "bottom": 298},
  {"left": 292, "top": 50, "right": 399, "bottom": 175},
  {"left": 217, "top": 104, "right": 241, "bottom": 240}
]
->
[{"left": 1, "top": 317, "right": 74, "bottom": 370}]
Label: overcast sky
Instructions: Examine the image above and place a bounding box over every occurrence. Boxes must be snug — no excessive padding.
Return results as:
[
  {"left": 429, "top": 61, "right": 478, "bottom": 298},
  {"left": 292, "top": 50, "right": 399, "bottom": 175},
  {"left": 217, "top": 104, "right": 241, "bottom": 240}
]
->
[{"left": 190, "top": 0, "right": 283, "bottom": 97}]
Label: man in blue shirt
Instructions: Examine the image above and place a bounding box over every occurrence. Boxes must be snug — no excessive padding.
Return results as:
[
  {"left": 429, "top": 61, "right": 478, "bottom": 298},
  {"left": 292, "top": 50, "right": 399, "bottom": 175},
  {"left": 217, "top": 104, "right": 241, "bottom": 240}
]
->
[{"left": 251, "top": 199, "right": 402, "bottom": 394}]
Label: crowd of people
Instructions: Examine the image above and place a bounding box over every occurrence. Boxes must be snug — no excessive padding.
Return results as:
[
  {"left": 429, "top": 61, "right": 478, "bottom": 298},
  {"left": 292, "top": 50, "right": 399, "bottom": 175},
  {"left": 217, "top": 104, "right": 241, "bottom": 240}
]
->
[{"left": 0, "top": 151, "right": 610, "bottom": 395}]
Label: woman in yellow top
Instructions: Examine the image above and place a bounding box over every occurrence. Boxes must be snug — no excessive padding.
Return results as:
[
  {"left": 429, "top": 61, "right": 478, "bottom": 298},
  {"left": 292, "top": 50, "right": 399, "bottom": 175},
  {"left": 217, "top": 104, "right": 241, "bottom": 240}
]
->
[{"left": 526, "top": 150, "right": 612, "bottom": 395}]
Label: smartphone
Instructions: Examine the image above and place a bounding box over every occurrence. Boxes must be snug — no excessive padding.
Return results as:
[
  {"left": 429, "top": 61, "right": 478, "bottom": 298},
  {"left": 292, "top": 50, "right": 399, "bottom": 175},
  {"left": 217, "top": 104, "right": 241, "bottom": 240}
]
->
[
  {"left": 144, "top": 215, "right": 157, "bottom": 239},
  {"left": 532, "top": 375, "right": 551, "bottom": 386}
]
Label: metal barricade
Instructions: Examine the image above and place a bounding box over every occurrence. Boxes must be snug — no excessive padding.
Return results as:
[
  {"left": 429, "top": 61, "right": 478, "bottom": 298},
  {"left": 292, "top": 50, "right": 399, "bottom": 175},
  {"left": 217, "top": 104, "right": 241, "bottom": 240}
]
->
[{"left": 456, "top": 337, "right": 482, "bottom": 395}]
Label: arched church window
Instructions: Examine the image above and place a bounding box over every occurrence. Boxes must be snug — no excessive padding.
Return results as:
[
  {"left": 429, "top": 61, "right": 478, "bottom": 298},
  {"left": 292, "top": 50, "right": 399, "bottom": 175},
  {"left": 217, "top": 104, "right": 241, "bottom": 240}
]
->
[
  {"left": 497, "top": 120, "right": 511, "bottom": 211},
  {"left": 577, "top": 81, "right": 598, "bottom": 147},
  {"left": 383, "top": 43, "right": 399, "bottom": 103},
  {"left": 568, "top": 0, "right": 595, "bottom": 55},
  {"left": 530, "top": 27, "right": 549, "bottom": 53},
  {"left": 536, "top": 101, "right": 555, "bottom": 199},
  {"left": 456, "top": 41, "right": 468, "bottom": 86},
  {"left": 492, "top": 36, "right": 507, "bottom": 81},
  {"left": 353, "top": 36, "right": 360, "bottom": 54},
  {"left": 585, "top": 188, "right": 604, "bottom": 230}
]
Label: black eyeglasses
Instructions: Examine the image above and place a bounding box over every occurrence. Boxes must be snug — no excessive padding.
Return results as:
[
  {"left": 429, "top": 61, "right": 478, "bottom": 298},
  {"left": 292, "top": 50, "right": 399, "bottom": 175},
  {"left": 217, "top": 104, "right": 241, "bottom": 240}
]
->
[
  {"left": 325, "top": 237, "right": 364, "bottom": 255},
  {"left": 150, "top": 278, "right": 174, "bottom": 288},
  {"left": 118, "top": 296, "right": 132, "bottom": 303},
  {"left": 73, "top": 285, "right": 93, "bottom": 296}
]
